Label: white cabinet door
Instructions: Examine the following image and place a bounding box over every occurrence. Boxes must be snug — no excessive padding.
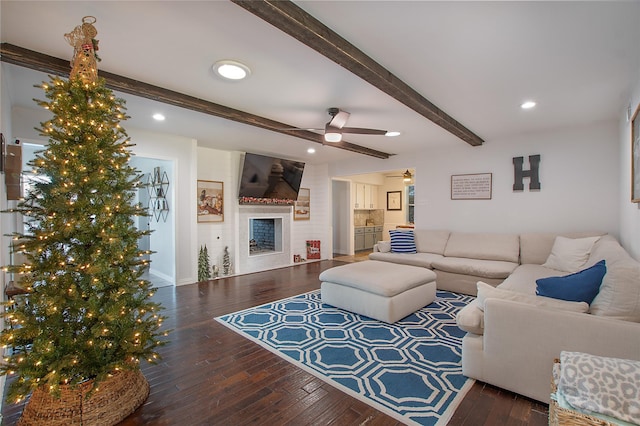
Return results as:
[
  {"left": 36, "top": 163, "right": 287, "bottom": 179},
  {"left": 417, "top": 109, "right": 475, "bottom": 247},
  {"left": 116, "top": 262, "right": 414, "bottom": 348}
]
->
[
  {"left": 367, "top": 185, "right": 378, "bottom": 209},
  {"left": 354, "top": 183, "right": 366, "bottom": 209}
]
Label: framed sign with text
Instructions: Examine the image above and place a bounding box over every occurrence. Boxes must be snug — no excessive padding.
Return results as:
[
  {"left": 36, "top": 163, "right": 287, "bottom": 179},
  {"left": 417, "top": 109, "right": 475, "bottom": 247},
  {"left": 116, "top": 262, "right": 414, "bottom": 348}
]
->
[{"left": 451, "top": 173, "right": 492, "bottom": 200}]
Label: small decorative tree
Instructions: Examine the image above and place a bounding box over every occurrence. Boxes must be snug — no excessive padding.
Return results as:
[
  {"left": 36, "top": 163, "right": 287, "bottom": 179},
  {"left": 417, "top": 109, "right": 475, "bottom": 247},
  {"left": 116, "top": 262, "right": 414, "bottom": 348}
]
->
[
  {"left": 198, "top": 245, "right": 212, "bottom": 282},
  {"left": 223, "top": 246, "right": 231, "bottom": 276},
  {"left": 0, "top": 16, "right": 168, "bottom": 423}
]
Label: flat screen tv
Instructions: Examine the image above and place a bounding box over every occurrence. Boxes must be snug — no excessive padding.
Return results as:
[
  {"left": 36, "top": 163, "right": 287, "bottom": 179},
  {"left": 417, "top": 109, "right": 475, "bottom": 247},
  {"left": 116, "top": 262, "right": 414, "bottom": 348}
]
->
[{"left": 238, "top": 153, "right": 305, "bottom": 201}]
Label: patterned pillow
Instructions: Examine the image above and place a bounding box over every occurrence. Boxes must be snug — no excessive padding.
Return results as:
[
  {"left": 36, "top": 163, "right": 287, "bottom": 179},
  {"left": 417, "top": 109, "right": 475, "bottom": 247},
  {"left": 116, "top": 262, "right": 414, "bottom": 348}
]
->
[
  {"left": 389, "top": 230, "right": 417, "bottom": 253},
  {"left": 559, "top": 351, "right": 640, "bottom": 424}
]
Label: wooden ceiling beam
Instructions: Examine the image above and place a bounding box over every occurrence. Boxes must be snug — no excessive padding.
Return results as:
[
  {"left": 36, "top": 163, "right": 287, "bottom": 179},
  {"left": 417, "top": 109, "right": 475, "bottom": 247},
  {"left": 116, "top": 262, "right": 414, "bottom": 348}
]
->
[
  {"left": 233, "top": 0, "right": 484, "bottom": 147},
  {"left": 0, "top": 43, "right": 391, "bottom": 159}
]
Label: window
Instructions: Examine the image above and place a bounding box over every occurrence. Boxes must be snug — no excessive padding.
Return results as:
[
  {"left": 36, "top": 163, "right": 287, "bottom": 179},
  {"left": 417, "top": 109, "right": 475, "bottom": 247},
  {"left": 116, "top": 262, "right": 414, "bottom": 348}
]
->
[{"left": 406, "top": 185, "right": 414, "bottom": 224}]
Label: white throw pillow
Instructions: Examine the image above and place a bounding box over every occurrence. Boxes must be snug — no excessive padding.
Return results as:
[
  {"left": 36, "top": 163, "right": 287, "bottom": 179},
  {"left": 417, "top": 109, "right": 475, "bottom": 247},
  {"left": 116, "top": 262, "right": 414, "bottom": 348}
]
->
[
  {"left": 377, "top": 240, "right": 391, "bottom": 253},
  {"left": 476, "top": 281, "right": 589, "bottom": 313},
  {"left": 542, "top": 236, "right": 601, "bottom": 273}
]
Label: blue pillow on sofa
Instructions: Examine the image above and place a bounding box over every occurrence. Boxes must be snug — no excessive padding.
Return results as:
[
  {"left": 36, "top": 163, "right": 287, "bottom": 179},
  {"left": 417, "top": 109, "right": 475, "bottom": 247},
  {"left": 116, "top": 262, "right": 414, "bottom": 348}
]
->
[
  {"left": 536, "top": 260, "right": 606, "bottom": 304},
  {"left": 389, "top": 230, "right": 417, "bottom": 253}
]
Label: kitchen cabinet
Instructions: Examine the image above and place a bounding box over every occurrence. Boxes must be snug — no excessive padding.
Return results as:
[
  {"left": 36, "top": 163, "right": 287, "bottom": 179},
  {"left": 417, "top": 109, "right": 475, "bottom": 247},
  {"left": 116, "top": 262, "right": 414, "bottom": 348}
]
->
[
  {"left": 354, "top": 183, "right": 379, "bottom": 209},
  {"left": 354, "top": 227, "right": 365, "bottom": 251},
  {"left": 375, "top": 226, "right": 383, "bottom": 244},
  {"left": 354, "top": 183, "right": 366, "bottom": 209},
  {"left": 366, "top": 185, "right": 378, "bottom": 209},
  {"left": 355, "top": 226, "right": 381, "bottom": 251},
  {"left": 364, "top": 227, "right": 376, "bottom": 248}
]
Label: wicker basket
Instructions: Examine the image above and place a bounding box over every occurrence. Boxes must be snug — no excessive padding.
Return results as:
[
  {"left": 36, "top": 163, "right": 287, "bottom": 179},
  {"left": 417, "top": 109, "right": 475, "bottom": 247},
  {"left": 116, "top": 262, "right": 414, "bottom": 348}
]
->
[
  {"left": 549, "top": 359, "right": 615, "bottom": 426},
  {"left": 17, "top": 369, "right": 149, "bottom": 426}
]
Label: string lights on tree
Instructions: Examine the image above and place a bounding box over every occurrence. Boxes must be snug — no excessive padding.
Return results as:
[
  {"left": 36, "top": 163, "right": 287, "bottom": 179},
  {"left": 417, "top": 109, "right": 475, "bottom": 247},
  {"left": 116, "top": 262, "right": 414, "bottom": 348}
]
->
[{"left": 0, "top": 16, "right": 168, "bottom": 415}]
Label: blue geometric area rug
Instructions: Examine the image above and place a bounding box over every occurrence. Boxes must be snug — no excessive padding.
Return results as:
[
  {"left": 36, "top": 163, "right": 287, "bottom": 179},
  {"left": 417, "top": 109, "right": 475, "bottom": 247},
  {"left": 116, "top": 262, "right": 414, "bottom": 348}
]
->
[{"left": 215, "top": 290, "right": 475, "bottom": 426}]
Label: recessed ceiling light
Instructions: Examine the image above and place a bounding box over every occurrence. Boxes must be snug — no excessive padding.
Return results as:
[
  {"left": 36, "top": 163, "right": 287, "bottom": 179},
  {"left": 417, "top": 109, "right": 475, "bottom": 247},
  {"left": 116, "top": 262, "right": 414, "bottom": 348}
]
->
[
  {"left": 385, "top": 131, "right": 401, "bottom": 137},
  {"left": 307, "top": 148, "right": 316, "bottom": 154},
  {"left": 213, "top": 60, "right": 251, "bottom": 80},
  {"left": 152, "top": 113, "right": 165, "bottom": 121},
  {"left": 521, "top": 101, "right": 536, "bottom": 109}
]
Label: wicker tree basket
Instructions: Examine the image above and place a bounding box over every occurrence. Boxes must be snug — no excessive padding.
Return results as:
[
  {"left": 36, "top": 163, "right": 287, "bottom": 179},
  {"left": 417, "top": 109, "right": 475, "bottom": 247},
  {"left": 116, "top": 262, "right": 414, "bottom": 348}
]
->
[
  {"left": 17, "top": 369, "right": 149, "bottom": 426},
  {"left": 549, "top": 359, "right": 615, "bottom": 426}
]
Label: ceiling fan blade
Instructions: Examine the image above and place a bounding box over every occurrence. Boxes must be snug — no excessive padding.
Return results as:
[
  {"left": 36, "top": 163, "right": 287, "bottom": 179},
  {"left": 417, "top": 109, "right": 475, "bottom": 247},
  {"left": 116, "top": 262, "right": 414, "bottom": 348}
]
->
[
  {"left": 328, "top": 110, "right": 350, "bottom": 129},
  {"left": 279, "top": 127, "right": 324, "bottom": 131},
  {"left": 341, "top": 127, "right": 387, "bottom": 135}
]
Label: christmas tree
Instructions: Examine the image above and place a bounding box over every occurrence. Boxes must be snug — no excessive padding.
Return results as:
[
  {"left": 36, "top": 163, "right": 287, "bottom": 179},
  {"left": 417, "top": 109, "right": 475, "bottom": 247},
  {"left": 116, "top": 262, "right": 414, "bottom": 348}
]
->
[
  {"left": 198, "top": 245, "right": 211, "bottom": 282},
  {"left": 0, "top": 17, "right": 167, "bottom": 404}
]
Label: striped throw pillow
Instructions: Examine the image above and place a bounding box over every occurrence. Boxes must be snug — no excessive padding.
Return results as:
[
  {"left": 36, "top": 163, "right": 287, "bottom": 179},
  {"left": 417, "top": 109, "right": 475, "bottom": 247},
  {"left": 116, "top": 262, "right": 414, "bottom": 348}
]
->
[{"left": 389, "top": 230, "right": 417, "bottom": 253}]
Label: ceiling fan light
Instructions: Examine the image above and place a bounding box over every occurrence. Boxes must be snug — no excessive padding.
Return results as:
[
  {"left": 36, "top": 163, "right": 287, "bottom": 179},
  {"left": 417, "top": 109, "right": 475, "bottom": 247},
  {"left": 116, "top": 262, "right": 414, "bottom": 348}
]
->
[
  {"left": 385, "top": 131, "right": 401, "bottom": 137},
  {"left": 324, "top": 132, "right": 342, "bottom": 143}
]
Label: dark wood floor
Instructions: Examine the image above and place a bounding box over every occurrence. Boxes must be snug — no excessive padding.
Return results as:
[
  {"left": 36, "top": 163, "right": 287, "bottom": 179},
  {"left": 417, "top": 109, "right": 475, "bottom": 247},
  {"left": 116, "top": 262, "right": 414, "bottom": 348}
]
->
[{"left": 2, "top": 260, "right": 548, "bottom": 425}]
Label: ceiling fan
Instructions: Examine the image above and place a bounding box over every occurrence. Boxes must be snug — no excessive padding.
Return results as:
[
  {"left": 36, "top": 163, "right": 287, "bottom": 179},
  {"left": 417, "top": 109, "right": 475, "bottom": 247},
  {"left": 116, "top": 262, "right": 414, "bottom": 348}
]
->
[
  {"left": 387, "top": 169, "right": 414, "bottom": 182},
  {"left": 289, "top": 108, "right": 398, "bottom": 143}
]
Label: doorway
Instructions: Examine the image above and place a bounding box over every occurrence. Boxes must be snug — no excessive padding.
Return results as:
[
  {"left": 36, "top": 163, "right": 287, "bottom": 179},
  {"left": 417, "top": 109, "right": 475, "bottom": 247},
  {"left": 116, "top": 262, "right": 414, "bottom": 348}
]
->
[{"left": 130, "top": 157, "right": 176, "bottom": 288}]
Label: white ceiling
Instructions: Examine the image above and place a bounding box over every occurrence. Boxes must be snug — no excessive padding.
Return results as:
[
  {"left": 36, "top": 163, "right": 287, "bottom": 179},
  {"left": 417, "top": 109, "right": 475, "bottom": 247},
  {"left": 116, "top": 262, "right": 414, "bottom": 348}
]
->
[{"left": 2, "top": 1, "right": 640, "bottom": 165}]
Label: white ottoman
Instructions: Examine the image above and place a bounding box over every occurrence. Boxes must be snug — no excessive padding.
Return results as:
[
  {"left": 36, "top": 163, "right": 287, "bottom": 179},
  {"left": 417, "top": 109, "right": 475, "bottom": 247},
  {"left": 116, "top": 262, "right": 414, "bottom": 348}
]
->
[{"left": 319, "top": 260, "right": 437, "bottom": 323}]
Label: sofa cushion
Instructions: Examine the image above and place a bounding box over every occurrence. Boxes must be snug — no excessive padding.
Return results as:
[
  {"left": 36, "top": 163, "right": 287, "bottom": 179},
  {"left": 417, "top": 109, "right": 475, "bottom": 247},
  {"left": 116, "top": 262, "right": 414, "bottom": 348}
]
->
[
  {"left": 585, "top": 236, "right": 640, "bottom": 322},
  {"left": 541, "top": 236, "right": 601, "bottom": 273},
  {"left": 431, "top": 257, "right": 518, "bottom": 279},
  {"left": 478, "top": 281, "right": 589, "bottom": 313},
  {"left": 368, "top": 251, "right": 442, "bottom": 268},
  {"left": 499, "top": 264, "right": 561, "bottom": 294},
  {"left": 413, "top": 229, "right": 450, "bottom": 255},
  {"left": 444, "top": 232, "right": 520, "bottom": 263},
  {"left": 519, "top": 232, "right": 605, "bottom": 265},
  {"left": 535, "top": 260, "right": 606, "bottom": 304},
  {"left": 389, "top": 230, "right": 417, "bottom": 253}
]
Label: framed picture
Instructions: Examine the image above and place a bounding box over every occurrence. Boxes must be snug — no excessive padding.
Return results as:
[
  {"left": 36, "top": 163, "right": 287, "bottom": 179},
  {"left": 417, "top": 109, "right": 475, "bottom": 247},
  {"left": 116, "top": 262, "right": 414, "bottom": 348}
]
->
[
  {"left": 387, "top": 191, "right": 402, "bottom": 210},
  {"left": 451, "top": 173, "right": 492, "bottom": 200},
  {"left": 197, "top": 180, "right": 224, "bottom": 222},
  {"left": 294, "top": 187, "right": 310, "bottom": 220},
  {"left": 632, "top": 104, "right": 640, "bottom": 203}
]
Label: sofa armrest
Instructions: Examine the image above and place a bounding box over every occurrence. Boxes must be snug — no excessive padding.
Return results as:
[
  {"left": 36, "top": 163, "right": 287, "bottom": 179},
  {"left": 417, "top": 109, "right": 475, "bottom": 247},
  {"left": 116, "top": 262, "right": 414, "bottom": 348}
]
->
[
  {"left": 372, "top": 243, "right": 380, "bottom": 252},
  {"left": 484, "top": 298, "right": 640, "bottom": 358},
  {"left": 479, "top": 298, "right": 640, "bottom": 402}
]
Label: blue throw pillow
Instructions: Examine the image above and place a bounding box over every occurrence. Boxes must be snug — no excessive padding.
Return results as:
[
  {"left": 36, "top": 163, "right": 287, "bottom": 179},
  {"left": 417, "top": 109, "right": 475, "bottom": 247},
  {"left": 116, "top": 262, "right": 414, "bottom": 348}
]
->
[
  {"left": 389, "top": 230, "right": 417, "bottom": 253},
  {"left": 536, "top": 260, "right": 606, "bottom": 304}
]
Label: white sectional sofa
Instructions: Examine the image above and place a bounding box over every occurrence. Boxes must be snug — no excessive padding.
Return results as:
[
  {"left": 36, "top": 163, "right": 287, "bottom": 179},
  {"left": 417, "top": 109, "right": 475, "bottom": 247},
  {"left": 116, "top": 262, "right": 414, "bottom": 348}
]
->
[
  {"left": 370, "top": 230, "right": 525, "bottom": 295},
  {"left": 369, "top": 230, "right": 640, "bottom": 403}
]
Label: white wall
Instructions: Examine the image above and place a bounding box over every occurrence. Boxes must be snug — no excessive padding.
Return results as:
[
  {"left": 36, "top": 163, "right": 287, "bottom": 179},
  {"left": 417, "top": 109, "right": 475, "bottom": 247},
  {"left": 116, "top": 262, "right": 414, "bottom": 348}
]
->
[
  {"left": 619, "top": 75, "right": 640, "bottom": 260},
  {"left": 128, "top": 129, "right": 197, "bottom": 285},
  {"left": 380, "top": 177, "right": 409, "bottom": 238},
  {"left": 196, "top": 147, "right": 238, "bottom": 273},
  {"left": 332, "top": 180, "right": 350, "bottom": 255},
  {"left": 196, "top": 150, "right": 331, "bottom": 273},
  {"left": 292, "top": 163, "right": 331, "bottom": 260},
  {"left": 331, "top": 121, "right": 620, "bottom": 236},
  {"left": 129, "top": 156, "right": 175, "bottom": 283}
]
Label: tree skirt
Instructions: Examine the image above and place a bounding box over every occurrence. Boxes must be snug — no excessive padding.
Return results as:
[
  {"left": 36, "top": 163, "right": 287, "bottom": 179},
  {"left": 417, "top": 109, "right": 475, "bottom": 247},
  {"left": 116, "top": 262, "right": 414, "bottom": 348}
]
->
[{"left": 18, "top": 369, "right": 149, "bottom": 426}]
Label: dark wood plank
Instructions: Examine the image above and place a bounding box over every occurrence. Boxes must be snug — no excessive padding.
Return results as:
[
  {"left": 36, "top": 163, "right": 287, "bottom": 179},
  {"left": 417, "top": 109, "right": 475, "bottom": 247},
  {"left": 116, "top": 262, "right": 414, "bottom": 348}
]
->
[
  {"left": 0, "top": 43, "right": 391, "bottom": 160},
  {"left": 232, "top": 0, "right": 484, "bottom": 147},
  {"left": 1, "top": 260, "right": 548, "bottom": 425}
]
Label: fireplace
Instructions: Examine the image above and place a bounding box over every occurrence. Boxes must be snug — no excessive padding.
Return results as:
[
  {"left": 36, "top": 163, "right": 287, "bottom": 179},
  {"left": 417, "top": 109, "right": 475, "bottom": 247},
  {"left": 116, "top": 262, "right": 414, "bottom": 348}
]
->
[
  {"left": 249, "top": 218, "right": 282, "bottom": 255},
  {"left": 237, "top": 206, "right": 292, "bottom": 274}
]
